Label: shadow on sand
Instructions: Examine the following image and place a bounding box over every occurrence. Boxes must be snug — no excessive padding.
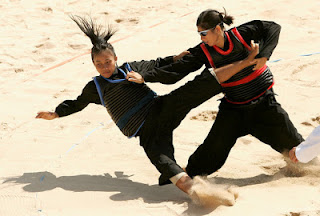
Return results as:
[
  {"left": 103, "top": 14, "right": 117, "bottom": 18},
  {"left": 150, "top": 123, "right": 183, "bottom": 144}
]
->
[
  {"left": 5, "top": 163, "right": 311, "bottom": 216},
  {"left": 3, "top": 171, "right": 186, "bottom": 203},
  {"left": 2, "top": 171, "right": 225, "bottom": 215}
]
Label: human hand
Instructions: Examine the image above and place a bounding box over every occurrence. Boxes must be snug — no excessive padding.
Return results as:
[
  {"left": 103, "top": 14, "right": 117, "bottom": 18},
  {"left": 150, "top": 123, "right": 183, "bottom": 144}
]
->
[
  {"left": 289, "top": 147, "right": 299, "bottom": 163},
  {"left": 36, "top": 111, "right": 59, "bottom": 120},
  {"left": 252, "top": 57, "right": 267, "bottom": 70},
  {"left": 126, "top": 71, "right": 145, "bottom": 84},
  {"left": 173, "top": 50, "right": 190, "bottom": 62},
  {"left": 247, "top": 40, "right": 259, "bottom": 62}
]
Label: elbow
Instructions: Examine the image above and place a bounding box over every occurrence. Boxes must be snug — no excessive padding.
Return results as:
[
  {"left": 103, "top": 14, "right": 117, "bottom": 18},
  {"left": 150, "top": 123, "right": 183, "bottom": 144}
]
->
[
  {"left": 273, "top": 22, "right": 281, "bottom": 33},
  {"left": 208, "top": 68, "right": 221, "bottom": 83},
  {"left": 276, "top": 23, "right": 281, "bottom": 33}
]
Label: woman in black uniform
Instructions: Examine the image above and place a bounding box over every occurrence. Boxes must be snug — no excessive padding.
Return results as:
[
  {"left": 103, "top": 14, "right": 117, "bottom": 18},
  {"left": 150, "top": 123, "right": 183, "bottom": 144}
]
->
[
  {"left": 36, "top": 15, "right": 259, "bottom": 200},
  {"left": 138, "top": 9, "right": 304, "bottom": 178}
]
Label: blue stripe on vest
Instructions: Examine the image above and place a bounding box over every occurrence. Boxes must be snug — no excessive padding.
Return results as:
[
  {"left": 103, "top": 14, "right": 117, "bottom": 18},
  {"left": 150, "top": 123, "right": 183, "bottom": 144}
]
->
[
  {"left": 125, "top": 63, "right": 132, "bottom": 72},
  {"left": 128, "top": 120, "right": 145, "bottom": 138},
  {"left": 101, "top": 68, "right": 127, "bottom": 83},
  {"left": 116, "top": 90, "right": 156, "bottom": 130},
  {"left": 93, "top": 77, "right": 106, "bottom": 107}
]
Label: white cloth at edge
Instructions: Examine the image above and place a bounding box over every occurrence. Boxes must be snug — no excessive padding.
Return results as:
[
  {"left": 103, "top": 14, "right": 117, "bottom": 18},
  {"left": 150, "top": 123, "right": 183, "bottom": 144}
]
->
[
  {"left": 296, "top": 125, "right": 320, "bottom": 163},
  {"left": 170, "top": 172, "right": 187, "bottom": 185}
]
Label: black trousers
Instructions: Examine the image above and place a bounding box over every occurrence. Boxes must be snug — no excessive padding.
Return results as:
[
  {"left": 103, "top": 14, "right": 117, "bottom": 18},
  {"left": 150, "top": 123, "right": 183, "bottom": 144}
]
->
[
  {"left": 186, "top": 92, "right": 304, "bottom": 177},
  {"left": 139, "top": 68, "right": 222, "bottom": 185}
]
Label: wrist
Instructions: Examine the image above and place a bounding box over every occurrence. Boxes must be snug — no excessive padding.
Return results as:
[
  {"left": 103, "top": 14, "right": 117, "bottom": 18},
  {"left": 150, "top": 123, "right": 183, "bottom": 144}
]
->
[
  {"left": 53, "top": 112, "right": 59, "bottom": 118},
  {"left": 172, "top": 55, "right": 178, "bottom": 62},
  {"left": 243, "top": 58, "right": 251, "bottom": 66}
]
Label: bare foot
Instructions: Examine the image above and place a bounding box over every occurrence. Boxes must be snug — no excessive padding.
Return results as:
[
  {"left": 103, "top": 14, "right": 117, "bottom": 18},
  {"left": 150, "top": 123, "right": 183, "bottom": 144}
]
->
[
  {"left": 289, "top": 147, "right": 299, "bottom": 163},
  {"left": 189, "top": 176, "right": 237, "bottom": 208}
]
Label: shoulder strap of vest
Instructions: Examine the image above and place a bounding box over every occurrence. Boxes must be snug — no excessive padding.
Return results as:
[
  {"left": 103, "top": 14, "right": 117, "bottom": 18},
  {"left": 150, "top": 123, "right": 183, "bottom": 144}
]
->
[
  {"left": 102, "top": 68, "right": 127, "bottom": 83},
  {"left": 200, "top": 43, "right": 216, "bottom": 68},
  {"left": 231, "top": 28, "right": 251, "bottom": 51},
  {"left": 93, "top": 76, "right": 106, "bottom": 107},
  {"left": 125, "top": 63, "right": 132, "bottom": 72}
]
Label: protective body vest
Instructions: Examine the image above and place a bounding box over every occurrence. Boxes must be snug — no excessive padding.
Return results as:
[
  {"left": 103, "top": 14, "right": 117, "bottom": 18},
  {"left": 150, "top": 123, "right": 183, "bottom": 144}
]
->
[
  {"left": 93, "top": 63, "right": 156, "bottom": 137},
  {"left": 200, "top": 28, "right": 274, "bottom": 104}
]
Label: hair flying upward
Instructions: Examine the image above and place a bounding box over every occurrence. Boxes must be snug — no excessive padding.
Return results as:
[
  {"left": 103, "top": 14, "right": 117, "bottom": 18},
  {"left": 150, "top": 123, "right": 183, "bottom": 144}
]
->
[{"left": 70, "top": 15, "right": 117, "bottom": 60}]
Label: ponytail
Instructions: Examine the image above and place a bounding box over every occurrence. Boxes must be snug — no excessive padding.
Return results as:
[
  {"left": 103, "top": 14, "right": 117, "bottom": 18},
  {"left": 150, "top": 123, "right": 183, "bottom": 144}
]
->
[
  {"left": 221, "top": 7, "right": 234, "bottom": 26},
  {"left": 70, "top": 15, "right": 117, "bottom": 60}
]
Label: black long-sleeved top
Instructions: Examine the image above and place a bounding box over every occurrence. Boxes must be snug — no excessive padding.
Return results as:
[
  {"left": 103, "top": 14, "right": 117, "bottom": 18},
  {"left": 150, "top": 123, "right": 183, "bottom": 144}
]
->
[
  {"left": 140, "top": 20, "right": 281, "bottom": 84},
  {"left": 55, "top": 56, "right": 174, "bottom": 117}
]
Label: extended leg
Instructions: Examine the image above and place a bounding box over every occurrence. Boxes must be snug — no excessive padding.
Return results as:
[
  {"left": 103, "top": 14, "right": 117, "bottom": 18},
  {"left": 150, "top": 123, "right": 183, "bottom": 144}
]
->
[{"left": 186, "top": 107, "right": 246, "bottom": 178}]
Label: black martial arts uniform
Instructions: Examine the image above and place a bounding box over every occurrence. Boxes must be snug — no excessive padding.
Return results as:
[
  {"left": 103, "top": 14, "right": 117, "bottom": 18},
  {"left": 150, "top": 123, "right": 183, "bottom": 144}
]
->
[
  {"left": 140, "top": 20, "right": 304, "bottom": 178},
  {"left": 54, "top": 56, "right": 222, "bottom": 185}
]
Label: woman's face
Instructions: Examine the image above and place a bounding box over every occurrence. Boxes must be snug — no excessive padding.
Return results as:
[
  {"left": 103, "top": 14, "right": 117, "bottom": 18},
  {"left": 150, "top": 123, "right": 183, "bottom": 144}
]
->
[
  {"left": 93, "top": 50, "right": 117, "bottom": 78},
  {"left": 197, "top": 25, "right": 220, "bottom": 47}
]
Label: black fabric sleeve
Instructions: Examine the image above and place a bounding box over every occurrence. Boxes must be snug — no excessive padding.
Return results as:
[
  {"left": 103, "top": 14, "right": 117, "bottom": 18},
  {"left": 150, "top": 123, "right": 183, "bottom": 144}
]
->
[
  {"left": 237, "top": 20, "right": 281, "bottom": 59},
  {"left": 55, "top": 80, "right": 101, "bottom": 117},
  {"left": 163, "top": 67, "right": 222, "bottom": 110},
  {"left": 127, "top": 56, "right": 174, "bottom": 73},
  {"left": 136, "top": 45, "right": 207, "bottom": 84}
]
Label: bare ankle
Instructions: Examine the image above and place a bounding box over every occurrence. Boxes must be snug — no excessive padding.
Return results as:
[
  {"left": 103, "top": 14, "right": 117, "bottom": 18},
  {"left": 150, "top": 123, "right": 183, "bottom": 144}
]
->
[{"left": 176, "top": 175, "right": 193, "bottom": 194}]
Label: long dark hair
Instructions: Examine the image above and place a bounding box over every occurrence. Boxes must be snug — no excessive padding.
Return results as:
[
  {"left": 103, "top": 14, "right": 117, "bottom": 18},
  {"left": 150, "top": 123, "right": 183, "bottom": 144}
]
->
[
  {"left": 196, "top": 8, "right": 234, "bottom": 30},
  {"left": 70, "top": 15, "right": 117, "bottom": 61}
]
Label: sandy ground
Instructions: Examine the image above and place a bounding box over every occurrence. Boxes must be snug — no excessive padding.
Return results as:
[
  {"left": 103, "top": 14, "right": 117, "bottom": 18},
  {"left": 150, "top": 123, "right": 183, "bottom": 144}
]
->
[{"left": 1, "top": 0, "right": 320, "bottom": 215}]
